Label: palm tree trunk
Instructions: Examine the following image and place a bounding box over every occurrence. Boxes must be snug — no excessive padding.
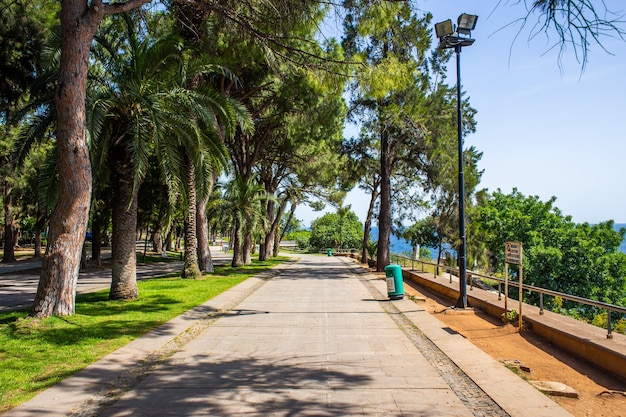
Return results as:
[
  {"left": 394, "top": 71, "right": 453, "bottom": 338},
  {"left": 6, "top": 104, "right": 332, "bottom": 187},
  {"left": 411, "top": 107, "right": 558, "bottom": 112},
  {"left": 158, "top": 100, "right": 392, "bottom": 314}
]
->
[
  {"left": 151, "top": 227, "right": 163, "bottom": 253},
  {"left": 33, "top": 209, "right": 43, "bottom": 260},
  {"left": 92, "top": 213, "right": 103, "bottom": 267},
  {"left": 231, "top": 220, "right": 244, "bottom": 267},
  {"left": 183, "top": 151, "right": 201, "bottom": 278},
  {"left": 265, "top": 198, "right": 287, "bottom": 259},
  {"left": 259, "top": 200, "right": 275, "bottom": 261},
  {"left": 109, "top": 141, "right": 139, "bottom": 300},
  {"left": 196, "top": 194, "right": 214, "bottom": 272},
  {"left": 243, "top": 233, "right": 253, "bottom": 264},
  {"left": 2, "top": 180, "right": 16, "bottom": 263}
]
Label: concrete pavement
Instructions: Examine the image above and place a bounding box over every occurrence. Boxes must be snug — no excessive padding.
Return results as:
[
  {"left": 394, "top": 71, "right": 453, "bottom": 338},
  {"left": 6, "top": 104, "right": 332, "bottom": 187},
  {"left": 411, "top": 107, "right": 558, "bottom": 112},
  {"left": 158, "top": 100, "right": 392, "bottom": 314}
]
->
[{"left": 2, "top": 254, "right": 573, "bottom": 417}]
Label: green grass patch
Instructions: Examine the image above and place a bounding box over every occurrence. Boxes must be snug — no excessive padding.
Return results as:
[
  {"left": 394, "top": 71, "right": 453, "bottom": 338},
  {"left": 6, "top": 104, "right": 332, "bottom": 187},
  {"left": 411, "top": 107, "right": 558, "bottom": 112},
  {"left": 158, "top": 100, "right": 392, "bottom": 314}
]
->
[{"left": 0, "top": 257, "right": 287, "bottom": 412}]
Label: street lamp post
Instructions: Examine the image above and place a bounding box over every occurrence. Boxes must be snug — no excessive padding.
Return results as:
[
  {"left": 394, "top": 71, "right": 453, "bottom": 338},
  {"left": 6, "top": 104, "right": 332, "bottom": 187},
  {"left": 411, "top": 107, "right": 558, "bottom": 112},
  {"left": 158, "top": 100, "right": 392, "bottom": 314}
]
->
[{"left": 435, "top": 13, "right": 478, "bottom": 309}]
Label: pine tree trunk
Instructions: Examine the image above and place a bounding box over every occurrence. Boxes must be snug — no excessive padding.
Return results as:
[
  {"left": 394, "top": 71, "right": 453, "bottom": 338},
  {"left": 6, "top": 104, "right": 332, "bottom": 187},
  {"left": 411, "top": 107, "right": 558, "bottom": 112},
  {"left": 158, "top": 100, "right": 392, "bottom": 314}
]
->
[
  {"left": 377, "top": 128, "right": 391, "bottom": 272},
  {"left": 362, "top": 187, "right": 379, "bottom": 264},
  {"left": 275, "top": 202, "right": 297, "bottom": 257},
  {"left": 30, "top": 0, "right": 100, "bottom": 317},
  {"left": 109, "top": 140, "right": 139, "bottom": 300}
]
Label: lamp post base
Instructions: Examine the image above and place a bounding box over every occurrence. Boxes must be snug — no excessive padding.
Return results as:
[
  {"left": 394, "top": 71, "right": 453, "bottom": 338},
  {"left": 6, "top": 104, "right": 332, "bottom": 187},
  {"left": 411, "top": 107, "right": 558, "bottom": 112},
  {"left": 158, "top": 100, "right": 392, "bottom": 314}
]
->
[{"left": 454, "top": 296, "right": 471, "bottom": 309}]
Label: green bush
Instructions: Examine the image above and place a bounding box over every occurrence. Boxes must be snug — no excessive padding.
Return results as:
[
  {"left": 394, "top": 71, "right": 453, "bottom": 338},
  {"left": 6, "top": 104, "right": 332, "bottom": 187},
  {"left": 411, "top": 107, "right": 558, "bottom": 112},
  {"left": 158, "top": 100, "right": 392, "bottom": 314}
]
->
[
  {"left": 309, "top": 211, "right": 363, "bottom": 250},
  {"left": 285, "top": 230, "right": 311, "bottom": 250},
  {"left": 591, "top": 311, "right": 626, "bottom": 335}
]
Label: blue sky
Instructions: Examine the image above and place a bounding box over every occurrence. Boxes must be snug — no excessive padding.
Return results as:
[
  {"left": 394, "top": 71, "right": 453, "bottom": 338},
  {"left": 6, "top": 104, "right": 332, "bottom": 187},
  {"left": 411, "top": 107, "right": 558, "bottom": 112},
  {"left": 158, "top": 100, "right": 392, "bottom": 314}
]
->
[{"left": 297, "top": 0, "right": 626, "bottom": 226}]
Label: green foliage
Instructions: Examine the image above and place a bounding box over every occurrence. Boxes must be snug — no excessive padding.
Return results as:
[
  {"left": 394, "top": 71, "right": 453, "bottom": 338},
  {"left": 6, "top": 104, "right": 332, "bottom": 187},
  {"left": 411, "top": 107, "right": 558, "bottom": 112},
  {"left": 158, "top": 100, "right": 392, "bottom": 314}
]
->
[
  {"left": 309, "top": 210, "right": 363, "bottom": 250},
  {"left": 342, "top": 1, "right": 481, "bottom": 269},
  {"left": 89, "top": 14, "right": 241, "bottom": 197},
  {"left": 501, "top": 309, "right": 518, "bottom": 324},
  {"left": 591, "top": 311, "right": 626, "bottom": 335},
  {"left": 419, "top": 246, "right": 433, "bottom": 260},
  {"left": 0, "top": 0, "right": 57, "bottom": 117},
  {"left": 475, "top": 188, "right": 626, "bottom": 313},
  {"left": 402, "top": 217, "right": 439, "bottom": 249},
  {"left": 367, "top": 238, "right": 378, "bottom": 260},
  {"left": 284, "top": 229, "right": 311, "bottom": 250}
]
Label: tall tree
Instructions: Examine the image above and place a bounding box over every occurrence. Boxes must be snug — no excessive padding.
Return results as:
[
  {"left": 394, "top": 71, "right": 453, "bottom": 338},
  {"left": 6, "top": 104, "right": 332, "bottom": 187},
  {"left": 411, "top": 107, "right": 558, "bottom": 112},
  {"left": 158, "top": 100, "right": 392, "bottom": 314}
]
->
[
  {"left": 30, "top": 0, "right": 151, "bottom": 318},
  {"left": 89, "top": 15, "right": 190, "bottom": 299},
  {"left": 342, "top": 1, "right": 461, "bottom": 271}
]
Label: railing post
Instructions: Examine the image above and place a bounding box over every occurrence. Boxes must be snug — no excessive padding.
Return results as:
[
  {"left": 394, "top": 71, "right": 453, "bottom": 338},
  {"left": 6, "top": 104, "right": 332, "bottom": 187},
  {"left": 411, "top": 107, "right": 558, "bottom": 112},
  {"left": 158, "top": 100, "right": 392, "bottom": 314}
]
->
[
  {"left": 607, "top": 310, "right": 613, "bottom": 339},
  {"left": 539, "top": 293, "right": 544, "bottom": 315},
  {"left": 498, "top": 282, "right": 501, "bottom": 301}
]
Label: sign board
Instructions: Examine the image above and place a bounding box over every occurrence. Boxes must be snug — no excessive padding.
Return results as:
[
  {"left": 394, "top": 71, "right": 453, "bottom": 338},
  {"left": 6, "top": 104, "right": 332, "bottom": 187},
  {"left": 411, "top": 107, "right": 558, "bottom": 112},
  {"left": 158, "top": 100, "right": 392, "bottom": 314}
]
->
[{"left": 505, "top": 241, "right": 522, "bottom": 265}]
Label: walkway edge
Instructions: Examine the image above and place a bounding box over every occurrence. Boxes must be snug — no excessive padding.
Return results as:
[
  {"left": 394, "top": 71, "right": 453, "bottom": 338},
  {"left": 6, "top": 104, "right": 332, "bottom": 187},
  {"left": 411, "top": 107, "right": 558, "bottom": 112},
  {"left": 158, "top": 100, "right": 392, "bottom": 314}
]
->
[{"left": 2, "top": 260, "right": 294, "bottom": 417}]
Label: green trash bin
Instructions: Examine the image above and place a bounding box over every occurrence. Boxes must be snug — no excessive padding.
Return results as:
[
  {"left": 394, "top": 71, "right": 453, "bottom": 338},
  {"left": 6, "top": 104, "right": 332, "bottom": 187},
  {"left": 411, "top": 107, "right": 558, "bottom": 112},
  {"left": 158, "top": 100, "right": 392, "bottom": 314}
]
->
[
  {"left": 384, "top": 264, "right": 404, "bottom": 299},
  {"left": 327, "top": 248, "right": 332, "bottom": 257}
]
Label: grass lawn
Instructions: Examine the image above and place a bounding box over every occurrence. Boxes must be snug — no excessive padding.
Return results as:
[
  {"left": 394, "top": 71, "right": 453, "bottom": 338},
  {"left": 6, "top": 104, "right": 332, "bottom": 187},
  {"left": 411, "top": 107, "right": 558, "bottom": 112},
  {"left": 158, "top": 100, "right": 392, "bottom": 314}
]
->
[{"left": 0, "top": 256, "right": 288, "bottom": 412}]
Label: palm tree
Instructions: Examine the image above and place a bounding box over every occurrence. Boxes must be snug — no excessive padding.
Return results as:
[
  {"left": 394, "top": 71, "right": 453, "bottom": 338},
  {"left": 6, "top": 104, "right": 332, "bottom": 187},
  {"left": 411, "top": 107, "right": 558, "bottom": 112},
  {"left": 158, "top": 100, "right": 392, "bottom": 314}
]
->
[
  {"left": 89, "top": 14, "right": 246, "bottom": 295},
  {"left": 224, "top": 174, "right": 271, "bottom": 267},
  {"left": 167, "top": 58, "right": 252, "bottom": 277}
]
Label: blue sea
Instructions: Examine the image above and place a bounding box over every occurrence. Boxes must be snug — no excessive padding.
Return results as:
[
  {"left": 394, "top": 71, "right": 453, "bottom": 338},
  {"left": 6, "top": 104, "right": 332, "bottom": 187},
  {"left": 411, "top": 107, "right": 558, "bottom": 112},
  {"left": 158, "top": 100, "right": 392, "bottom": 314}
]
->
[
  {"left": 372, "top": 223, "right": 626, "bottom": 256},
  {"left": 617, "top": 223, "right": 626, "bottom": 254}
]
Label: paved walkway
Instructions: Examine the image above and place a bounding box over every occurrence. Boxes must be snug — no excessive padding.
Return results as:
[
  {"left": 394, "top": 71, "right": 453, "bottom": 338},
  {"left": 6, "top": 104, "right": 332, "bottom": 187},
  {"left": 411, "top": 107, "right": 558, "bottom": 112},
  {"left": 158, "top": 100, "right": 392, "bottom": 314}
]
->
[{"left": 3, "top": 255, "right": 573, "bottom": 417}]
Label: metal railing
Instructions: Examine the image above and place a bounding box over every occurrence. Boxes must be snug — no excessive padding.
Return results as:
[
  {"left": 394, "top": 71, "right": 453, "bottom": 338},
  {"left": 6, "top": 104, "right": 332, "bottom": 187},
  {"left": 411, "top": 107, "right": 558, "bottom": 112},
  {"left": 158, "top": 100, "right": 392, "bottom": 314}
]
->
[{"left": 389, "top": 253, "right": 626, "bottom": 339}]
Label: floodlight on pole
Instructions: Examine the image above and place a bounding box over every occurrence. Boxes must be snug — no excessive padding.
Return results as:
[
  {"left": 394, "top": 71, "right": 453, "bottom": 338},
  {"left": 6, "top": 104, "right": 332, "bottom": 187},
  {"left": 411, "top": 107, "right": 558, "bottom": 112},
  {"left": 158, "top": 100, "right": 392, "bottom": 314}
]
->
[
  {"left": 434, "top": 13, "right": 477, "bottom": 309},
  {"left": 435, "top": 19, "right": 454, "bottom": 39},
  {"left": 457, "top": 13, "right": 478, "bottom": 34}
]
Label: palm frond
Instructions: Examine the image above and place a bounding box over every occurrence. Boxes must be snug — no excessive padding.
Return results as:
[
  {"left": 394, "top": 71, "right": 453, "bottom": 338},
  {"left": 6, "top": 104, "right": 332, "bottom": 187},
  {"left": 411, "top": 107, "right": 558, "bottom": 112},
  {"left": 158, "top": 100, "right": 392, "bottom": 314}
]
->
[{"left": 14, "top": 107, "right": 55, "bottom": 166}]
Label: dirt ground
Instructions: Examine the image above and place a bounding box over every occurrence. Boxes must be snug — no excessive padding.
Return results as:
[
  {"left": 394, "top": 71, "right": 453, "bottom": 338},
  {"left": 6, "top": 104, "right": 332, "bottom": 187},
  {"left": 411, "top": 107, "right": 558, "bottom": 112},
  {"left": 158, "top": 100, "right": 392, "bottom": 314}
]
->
[{"left": 400, "top": 280, "right": 626, "bottom": 417}]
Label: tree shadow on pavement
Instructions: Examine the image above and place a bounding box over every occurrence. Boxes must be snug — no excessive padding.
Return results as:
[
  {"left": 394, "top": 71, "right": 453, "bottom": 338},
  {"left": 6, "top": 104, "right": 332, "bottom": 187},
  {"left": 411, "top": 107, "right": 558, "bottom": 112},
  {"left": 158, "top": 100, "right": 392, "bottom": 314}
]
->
[{"left": 77, "top": 355, "right": 386, "bottom": 417}]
